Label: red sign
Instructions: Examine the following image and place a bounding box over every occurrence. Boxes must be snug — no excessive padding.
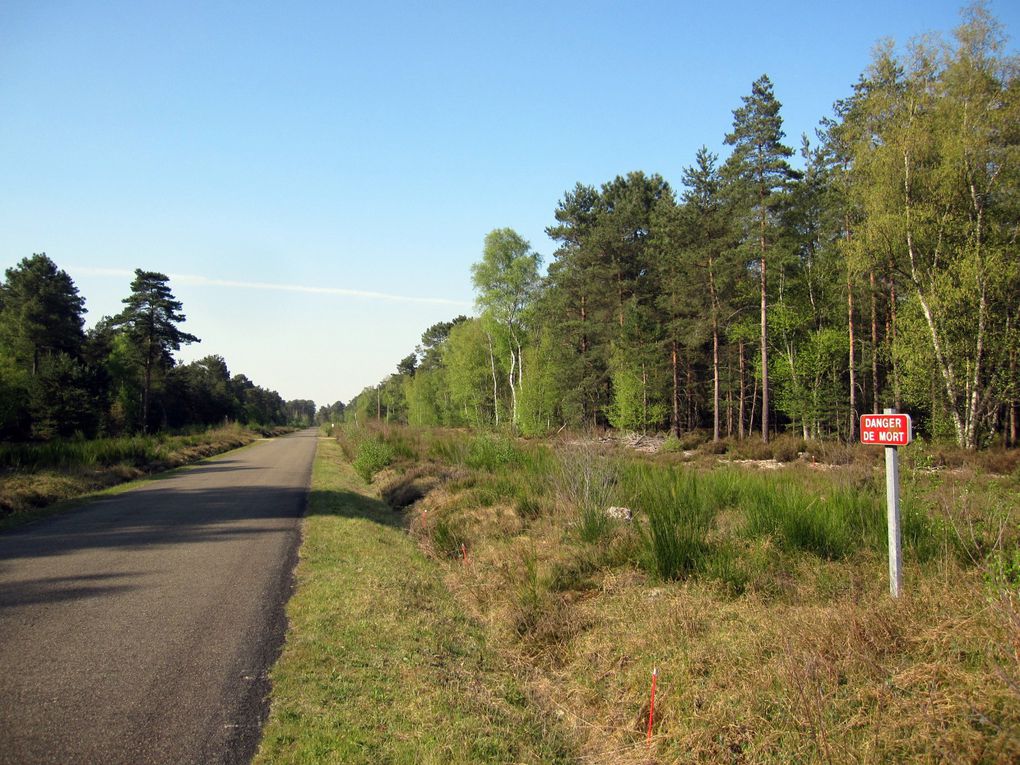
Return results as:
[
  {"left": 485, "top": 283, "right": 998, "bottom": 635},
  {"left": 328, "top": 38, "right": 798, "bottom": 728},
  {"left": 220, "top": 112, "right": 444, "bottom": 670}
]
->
[{"left": 860, "top": 414, "right": 912, "bottom": 446}]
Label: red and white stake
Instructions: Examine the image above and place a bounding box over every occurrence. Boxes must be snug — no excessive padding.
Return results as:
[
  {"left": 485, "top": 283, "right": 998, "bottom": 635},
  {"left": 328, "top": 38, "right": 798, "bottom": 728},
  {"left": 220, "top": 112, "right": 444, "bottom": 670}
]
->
[
  {"left": 646, "top": 667, "right": 658, "bottom": 744},
  {"left": 460, "top": 542, "right": 468, "bottom": 564}
]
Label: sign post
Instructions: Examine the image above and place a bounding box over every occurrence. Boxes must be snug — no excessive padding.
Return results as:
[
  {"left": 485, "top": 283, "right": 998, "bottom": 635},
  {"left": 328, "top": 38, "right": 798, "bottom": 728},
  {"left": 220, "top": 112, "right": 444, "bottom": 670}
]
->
[{"left": 860, "top": 409, "right": 912, "bottom": 598}]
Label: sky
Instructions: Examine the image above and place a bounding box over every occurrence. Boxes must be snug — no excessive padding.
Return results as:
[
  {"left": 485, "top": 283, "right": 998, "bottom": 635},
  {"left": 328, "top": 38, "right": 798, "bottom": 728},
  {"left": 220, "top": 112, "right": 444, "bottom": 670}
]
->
[{"left": 2, "top": 1, "right": 1017, "bottom": 407}]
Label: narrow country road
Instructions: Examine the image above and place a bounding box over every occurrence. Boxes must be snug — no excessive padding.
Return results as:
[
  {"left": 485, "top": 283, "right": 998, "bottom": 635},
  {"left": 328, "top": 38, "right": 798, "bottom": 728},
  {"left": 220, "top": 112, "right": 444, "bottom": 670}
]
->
[{"left": 0, "top": 428, "right": 319, "bottom": 765}]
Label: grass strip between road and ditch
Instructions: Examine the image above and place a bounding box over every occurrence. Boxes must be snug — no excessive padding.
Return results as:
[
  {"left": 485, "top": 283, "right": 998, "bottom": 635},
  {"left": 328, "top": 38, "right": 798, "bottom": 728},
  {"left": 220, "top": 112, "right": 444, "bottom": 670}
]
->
[{"left": 254, "top": 438, "right": 573, "bottom": 765}]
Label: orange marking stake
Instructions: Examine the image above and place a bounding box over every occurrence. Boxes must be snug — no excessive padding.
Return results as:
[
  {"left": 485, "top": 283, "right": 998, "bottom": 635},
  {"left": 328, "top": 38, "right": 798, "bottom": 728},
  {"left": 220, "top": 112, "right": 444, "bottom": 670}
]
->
[
  {"left": 646, "top": 667, "right": 658, "bottom": 744},
  {"left": 460, "top": 543, "right": 468, "bottom": 565}
]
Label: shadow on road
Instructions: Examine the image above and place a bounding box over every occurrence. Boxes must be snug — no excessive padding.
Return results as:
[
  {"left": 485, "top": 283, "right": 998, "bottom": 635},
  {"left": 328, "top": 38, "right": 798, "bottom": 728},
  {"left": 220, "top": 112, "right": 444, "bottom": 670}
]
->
[
  {"left": 0, "top": 484, "right": 306, "bottom": 565},
  {"left": 0, "top": 572, "right": 142, "bottom": 608},
  {"left": 149, "top": 461, "right": 261, "bottom": 478}
]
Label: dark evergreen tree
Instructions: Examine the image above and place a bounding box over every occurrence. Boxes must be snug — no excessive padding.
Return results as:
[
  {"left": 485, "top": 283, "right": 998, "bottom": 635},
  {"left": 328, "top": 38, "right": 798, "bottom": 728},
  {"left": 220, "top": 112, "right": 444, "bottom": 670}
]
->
[
  {"left": 112, "top": 270, "right": 199, "bottom": 433},
  {"left": 0, "top": 253, "right": 86, "bottom": 375},
  {"left": 724, "top": 74, "right": 797, "bottom": 442}
]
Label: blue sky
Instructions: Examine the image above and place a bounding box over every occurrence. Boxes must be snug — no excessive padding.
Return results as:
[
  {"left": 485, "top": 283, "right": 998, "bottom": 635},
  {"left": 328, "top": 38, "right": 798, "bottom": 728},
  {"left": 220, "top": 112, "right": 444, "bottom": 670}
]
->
[{"left": 2, "top": 1, "right": 1017, "bottom": 406}]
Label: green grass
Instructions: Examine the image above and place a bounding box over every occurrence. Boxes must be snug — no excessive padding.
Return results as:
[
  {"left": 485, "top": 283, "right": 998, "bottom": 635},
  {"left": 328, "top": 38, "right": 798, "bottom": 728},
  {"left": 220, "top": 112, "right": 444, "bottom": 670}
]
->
[
  {"left": 315, "top": 424, "right": 1020, "bottom": 762},
  {"left": 254, "top": 440, "right": 573, "bottom": 764},
  {"left": 743, "top": 483, "right": 885, "bottom": 559},
  {"left": 629, "top": 465, "right": 716, "bottom": 579}
]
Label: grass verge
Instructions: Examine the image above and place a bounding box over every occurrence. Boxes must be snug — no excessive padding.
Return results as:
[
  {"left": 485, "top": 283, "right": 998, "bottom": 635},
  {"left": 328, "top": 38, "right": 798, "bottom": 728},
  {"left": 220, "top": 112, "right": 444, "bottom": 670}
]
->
[
  {"left": 0, "top": 424, "right": 286, "bottom": 528},
  {"left": 331, "top": 424, "right": 1020, "bottom": 763},
  {"left": 254, "top": 439, "right": 573, "bottom": 764}
]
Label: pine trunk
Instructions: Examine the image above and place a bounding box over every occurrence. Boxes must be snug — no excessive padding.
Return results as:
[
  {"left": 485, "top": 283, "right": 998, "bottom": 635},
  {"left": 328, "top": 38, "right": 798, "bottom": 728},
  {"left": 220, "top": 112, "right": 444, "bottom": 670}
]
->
[
  {"left": 847, "top": 273, "right": 857, "bottom": 441},
  {"left": 738, "top": 339, "right": 746, "bottom": 440},
  {"left": 870, "top": 270, "right": 879, "bottom": 412},
  {"left": 759, "top": 201, "right": 769, "bottom": 444},
  {"left": 671, "top": 340, "right": 682, "bottom": 438}
]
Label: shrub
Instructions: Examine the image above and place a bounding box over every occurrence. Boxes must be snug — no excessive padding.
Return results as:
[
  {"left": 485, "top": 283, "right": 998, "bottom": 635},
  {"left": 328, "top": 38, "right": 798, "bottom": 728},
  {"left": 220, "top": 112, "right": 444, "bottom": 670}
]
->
[
  {"left": 771, "top": 435, "right": 805, "bottom": 463},
  {"left": 662, "top": 430, "right": 708, "bottom": 453},
  {"left": 702, "top": 438, "right": 730, "bottom": 455},
  {"left": 352, "top": 439, "right": 394, "bottom": 483},
  {"left": 730, "top": 438, "right": 774, "bottom": 461},
  {"left": 660, "top": 434, "right": 683, "bottom": 453},
  {"left": 552, "top": 445, "right": 618, "bottom": 515},
  {"left": 465, "top": 435, "right": 521, "bottom": 471},
  {"left": 972, "top": 449, "right": 1020, "bottom": 476}
]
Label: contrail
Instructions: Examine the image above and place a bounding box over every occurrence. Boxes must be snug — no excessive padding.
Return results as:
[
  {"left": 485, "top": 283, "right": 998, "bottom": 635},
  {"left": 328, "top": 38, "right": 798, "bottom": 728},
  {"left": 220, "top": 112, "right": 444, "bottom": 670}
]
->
[{"left": 71, "top": 267, "right": 471, "bottom": 308}]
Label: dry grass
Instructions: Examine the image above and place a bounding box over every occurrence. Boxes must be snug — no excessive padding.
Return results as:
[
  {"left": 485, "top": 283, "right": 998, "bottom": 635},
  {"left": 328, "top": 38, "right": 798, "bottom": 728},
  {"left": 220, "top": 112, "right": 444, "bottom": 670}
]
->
[
  {"left": 362, "top": 425, "right": 1020, "bottom": 763},
  {"left": 0, "top": 424, "right": 266, "bottom": 525}
]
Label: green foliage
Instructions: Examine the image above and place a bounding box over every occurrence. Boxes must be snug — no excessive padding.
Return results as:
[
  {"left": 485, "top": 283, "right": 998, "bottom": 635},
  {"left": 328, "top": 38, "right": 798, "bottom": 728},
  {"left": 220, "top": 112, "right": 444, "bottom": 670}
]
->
[
  {"left": 515, "top": 331, "right": 564, "bottom": 437},
  {"left": 985, "top": 544, "right": 1020, "bottom": 591},
  {"left": 607, "top": 353, "right": 668, "bottom": 433},
  {"left": 444, "top": 319, "right": 497, "bottom": 427},
  {"left": 0, "top": 253, "right": 86, "bottom": 373},
  {"left": 464, "top": 434, "right": 521, "bottom": 472},
  {"left": 0, "top": 426, "right": 255, "bottom": 471},
  {"left": 112, "top": 269, "right": 200, "bottom": 433},
  {"left": 352, "top": 438, "right": 395, "bottom": 483},
  {"left": 0, "top": 255, "right": 298, "bottom": 442}
]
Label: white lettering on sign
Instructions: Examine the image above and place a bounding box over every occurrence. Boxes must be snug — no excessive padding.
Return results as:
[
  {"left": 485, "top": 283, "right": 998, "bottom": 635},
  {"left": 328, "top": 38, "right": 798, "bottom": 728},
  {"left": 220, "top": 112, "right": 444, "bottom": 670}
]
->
[{"left": 860, "top": 413, "right": 912, "bottom": 446}]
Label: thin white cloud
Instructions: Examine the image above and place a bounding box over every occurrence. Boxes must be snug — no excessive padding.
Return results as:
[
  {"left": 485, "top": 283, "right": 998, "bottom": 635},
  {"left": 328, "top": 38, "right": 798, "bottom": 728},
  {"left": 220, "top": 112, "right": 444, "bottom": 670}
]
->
[{"left": 71, "top": 267, "right": 471, "bottom": 308}]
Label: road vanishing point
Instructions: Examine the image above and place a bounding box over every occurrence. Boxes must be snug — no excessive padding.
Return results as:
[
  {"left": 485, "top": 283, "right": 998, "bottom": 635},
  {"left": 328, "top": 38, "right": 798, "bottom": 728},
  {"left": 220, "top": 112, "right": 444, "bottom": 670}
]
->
[{"left": 0, "top": 428, "right": 319, "bottom": 764}]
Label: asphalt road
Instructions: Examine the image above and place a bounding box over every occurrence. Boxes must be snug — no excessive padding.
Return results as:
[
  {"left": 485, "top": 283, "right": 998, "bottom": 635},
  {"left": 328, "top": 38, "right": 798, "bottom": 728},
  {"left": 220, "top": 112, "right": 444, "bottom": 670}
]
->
[{"left": 0, "top": 428, "right": 319, "bottom": 765}]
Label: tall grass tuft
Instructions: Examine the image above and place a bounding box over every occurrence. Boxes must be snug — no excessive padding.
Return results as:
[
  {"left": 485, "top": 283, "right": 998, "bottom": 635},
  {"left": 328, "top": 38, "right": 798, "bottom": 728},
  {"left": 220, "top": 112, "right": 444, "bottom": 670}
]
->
[
  {"left": 629, "top": 466, "right": 716, "bottom": 580},
  {"left": 553, "top": 445, "right": 620, "bottom": 544},
  {"left": 744, "top": 483, "right": 884, "bottom": 559}
]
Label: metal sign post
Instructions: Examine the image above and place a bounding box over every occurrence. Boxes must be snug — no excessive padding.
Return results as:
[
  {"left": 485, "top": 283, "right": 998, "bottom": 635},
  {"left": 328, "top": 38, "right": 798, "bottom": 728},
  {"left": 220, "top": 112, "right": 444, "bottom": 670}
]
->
[
  {"left": 860, "top": 409, "right": 912, "bottom": 598},
  {"left": 884, "top": 410, "right": 902, "bottom": 598}
]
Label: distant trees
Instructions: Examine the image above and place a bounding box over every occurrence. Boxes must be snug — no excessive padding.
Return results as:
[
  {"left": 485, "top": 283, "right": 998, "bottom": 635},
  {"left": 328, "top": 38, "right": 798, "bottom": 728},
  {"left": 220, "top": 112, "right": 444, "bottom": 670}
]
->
[
  {"left": 345, "top": 5, "right": 1019, "bottom": 449},
  {"left": 285, "top": 400, "right": 316, "bottom": 427},
  {"left": 316, "top": 400, "right": 346, "bottom": 425},
  {"left": 0, "top": 259, "right": 302, "bottom": 440}
]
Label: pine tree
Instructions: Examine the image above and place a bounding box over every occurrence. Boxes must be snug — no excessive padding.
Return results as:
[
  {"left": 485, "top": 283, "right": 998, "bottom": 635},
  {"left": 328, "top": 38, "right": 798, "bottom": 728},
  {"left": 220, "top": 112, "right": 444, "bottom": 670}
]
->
[
  {"left": 724, "top": 75, "right": 797, "bottom": 443},
  {"left": 0, "top": 253, "right": 86, "bottom": 375},
  {"left": 113, "top": 270, "right": 199, "bottom": 433}
]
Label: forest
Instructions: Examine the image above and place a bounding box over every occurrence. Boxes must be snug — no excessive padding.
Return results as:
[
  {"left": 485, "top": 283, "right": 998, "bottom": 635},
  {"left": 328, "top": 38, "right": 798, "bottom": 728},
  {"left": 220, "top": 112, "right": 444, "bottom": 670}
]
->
[
  {"left": 343, "top": 6, "right": 1018, "bottom": 450},
  {"left": 0, "top": 256, "right": 315, "bottom": 440}
]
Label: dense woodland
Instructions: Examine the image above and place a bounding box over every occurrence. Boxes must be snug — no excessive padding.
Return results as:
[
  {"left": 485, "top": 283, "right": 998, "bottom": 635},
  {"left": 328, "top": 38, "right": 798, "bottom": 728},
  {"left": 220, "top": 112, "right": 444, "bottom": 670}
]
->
[
  {"left": 345, "top": 7, "right": 1019, "bottom": 449},
  {"left": 0, "top": 256, "right": 315, "bottom": 440}
]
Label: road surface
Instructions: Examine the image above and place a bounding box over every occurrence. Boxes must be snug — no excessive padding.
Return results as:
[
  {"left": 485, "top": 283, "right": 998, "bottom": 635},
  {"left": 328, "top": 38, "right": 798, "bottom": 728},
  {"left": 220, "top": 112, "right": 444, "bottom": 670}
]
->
[{"left": 0, "top": 428, "right": 319, "bottom": 764}]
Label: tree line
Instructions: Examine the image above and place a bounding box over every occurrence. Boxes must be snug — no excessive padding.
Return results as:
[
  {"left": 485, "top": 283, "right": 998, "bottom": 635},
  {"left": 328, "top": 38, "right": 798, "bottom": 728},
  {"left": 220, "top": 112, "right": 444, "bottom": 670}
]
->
[
  {"left": 345, "top": 6, "right": 1018, "bottom": 449},
  {"left": 0, "top": 255, "right": 315, "bottom": 440}
]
